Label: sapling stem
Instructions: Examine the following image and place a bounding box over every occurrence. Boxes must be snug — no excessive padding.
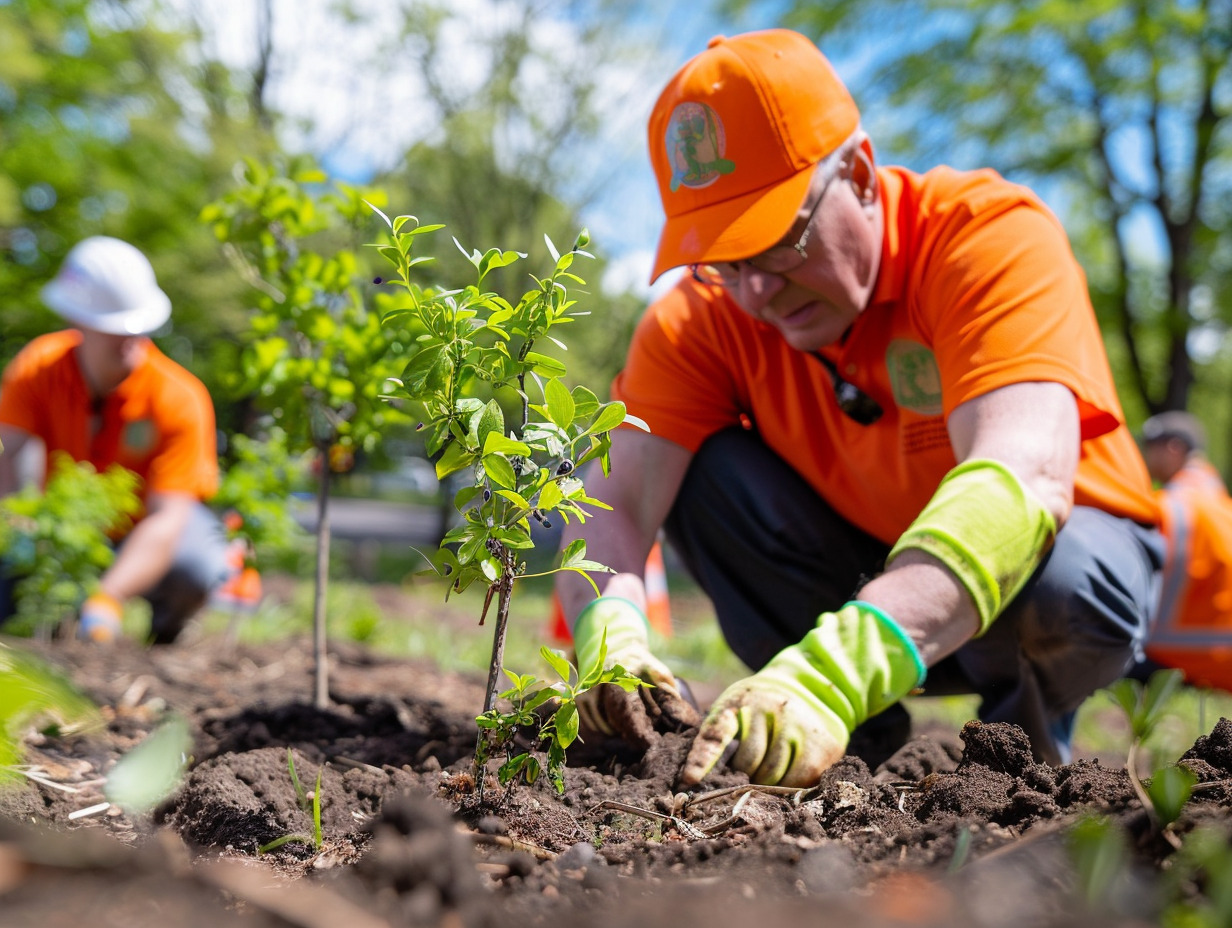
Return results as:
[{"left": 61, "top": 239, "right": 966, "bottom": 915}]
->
[
  {"left": 475, "top": 550, "right": 515, "bottom": 795},
  {"left": 312, "top": 436, "right": 332, "bottom": 710}
]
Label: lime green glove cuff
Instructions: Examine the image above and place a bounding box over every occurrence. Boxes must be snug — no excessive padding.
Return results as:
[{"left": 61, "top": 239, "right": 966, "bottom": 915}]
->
[
  {"left": 572, "top": 596, "right": 649, "bottom": 676},
  {"left": 757, "top": 601, "right": 926, "bottom": 736},
  {"left": 887, "top": 459, "right": 1057, "bottom": 636}
]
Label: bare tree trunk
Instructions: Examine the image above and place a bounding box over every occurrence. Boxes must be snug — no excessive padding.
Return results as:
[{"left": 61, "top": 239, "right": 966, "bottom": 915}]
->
[{"left": 313, "top": 441, "right": 332, "bottom": 710}]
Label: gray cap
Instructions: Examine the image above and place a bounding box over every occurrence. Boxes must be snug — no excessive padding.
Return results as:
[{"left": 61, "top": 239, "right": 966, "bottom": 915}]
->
[
  {"left": 40, "top": 236, "right": 171, "bottom": 336},
  {"left": 1141, "top": 411, "right": 1206, "bottom": 452}
]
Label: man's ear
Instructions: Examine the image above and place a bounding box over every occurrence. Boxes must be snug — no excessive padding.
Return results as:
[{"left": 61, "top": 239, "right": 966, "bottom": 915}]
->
[{"left": 850, "top": 139, "right": 878, "bottom": 206}]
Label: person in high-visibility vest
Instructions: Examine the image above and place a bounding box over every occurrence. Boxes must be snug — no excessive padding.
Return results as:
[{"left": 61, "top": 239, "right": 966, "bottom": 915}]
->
[{"left": 1137, "top": 412, "right": 1232, "bottom": 691}]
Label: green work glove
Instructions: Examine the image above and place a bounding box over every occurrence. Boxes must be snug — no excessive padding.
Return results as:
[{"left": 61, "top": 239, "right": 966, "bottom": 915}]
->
[
  {"left": 680, "top": 601, "right": 926, "bottom": 787},
  {"left": 573, "top": 596, "right": 699, "bottom": 747}
]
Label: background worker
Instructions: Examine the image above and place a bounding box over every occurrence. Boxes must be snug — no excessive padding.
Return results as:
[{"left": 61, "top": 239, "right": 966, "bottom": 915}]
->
[
  {"left": 0, "top": 236, "right": 231, "bottom": 643},
  {"left": 1140, "top": 410, "right": 1228, "bottom": 497},
  {"left": 1136, "top": 410, "right": 1232, "bottom": 689},
  {"left": 556, "top": 29, "right": 1165, "bottom": 787}
]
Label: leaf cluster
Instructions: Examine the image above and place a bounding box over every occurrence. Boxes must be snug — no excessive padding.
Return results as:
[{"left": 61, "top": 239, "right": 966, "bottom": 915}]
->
[
  {"left": 213, "top": 427, "right": 309, "bottom": 561},
  {"left": 475, "top": 632, "right": 643, "bottom": 794},
  {"left": 369, "top": 206, "right": 645, "bottom": 597},
  {"left": 201, "top": 157, "right": 411, "bottom": 456},
  {"left": 0, "top": 453, "right": 141, "bottom": 630}
]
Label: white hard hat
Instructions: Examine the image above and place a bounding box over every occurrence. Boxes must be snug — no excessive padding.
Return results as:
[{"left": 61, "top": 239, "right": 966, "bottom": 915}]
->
[{"left": 40, "top": 236, "right": 171, "bottom": 336}]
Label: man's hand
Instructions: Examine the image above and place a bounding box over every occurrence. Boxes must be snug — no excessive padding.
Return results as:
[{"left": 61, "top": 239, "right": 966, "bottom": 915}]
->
[
  {"left": 680, "top": 602, "right": 926, "bottom": 787},
  {"left": 573, "top": 596, "right": 699, "bottom": 748},
  {"left": 78, "top": 593, "right": 123, "bottom": 643}
]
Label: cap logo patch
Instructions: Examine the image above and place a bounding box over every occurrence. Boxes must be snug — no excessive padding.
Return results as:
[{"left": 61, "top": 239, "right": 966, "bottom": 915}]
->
[{"left": 665, "top": 102, "right": 736, "bottom": 192}]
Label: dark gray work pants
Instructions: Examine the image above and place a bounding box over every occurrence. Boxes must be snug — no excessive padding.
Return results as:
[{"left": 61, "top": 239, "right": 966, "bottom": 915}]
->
[{"left": 663, "top": 428, "right": 1165, "bottom": 765}]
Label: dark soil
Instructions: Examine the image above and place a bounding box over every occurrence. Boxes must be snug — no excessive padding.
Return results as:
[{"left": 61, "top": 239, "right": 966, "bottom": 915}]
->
[{"left": 2, "top": 619, "right": 1230, "bottom": 928}]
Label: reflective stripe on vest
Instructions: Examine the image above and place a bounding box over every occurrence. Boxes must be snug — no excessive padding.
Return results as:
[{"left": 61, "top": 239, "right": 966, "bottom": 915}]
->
[{"left": 1151, "top": 492, "right": 1191, "bottom": 643}]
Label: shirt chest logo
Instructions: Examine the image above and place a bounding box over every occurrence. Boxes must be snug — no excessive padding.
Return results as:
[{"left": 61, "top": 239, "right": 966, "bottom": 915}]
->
[
  {"left": 886, "top": 340, "right": 943, "bottom": 416},
  {"left": 121, "top": 419, "right": 158, "bottom": 454}
]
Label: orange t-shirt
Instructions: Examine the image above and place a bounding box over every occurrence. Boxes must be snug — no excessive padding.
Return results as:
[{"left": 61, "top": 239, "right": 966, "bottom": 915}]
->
[
  {"left": 613, "top": 165, "right": 1158, "bottom": 544},
  {"left": 0, "top": 330, "right": 218, "bottom": 503}
]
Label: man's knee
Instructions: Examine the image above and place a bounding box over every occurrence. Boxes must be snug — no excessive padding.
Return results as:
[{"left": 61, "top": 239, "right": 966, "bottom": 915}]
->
[{"left": 1010, "top": 508, "right": 1160, "bottom": 654}]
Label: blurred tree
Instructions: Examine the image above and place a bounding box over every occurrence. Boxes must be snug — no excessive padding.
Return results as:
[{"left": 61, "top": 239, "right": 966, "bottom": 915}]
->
[
  {"left": 370, "top": 0, "right": 646, "bottom": 396},
  {"left": 0, "top": 0, "right": 277, "bottom": 435},
  {"left": 727, "top": 0, "right": 1232, "bottom": 465}
]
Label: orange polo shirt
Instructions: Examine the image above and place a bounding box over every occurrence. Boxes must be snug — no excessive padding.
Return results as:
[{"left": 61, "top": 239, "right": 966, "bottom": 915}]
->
[
  {"left": 0, "top": 330, "right": 218, "bottom": 503},
  {"left": 613, "top": 164, "right": 1158, "bottom": 544}
]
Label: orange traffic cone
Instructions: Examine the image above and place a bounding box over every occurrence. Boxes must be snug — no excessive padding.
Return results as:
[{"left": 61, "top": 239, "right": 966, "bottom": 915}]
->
[
  {"left": 644, "top": 540, "right": 673, "bottom": 637},
  {"left": 545, "top": 540, "right": 673, "bottom": 644}
]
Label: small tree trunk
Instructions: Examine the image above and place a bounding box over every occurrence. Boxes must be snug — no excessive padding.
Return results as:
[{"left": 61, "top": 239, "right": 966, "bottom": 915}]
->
[
  {"left": 474, "top": 555, "right": 514, "bottom": 796},
  {"left": 481, "top": 574, "right": 514, "bottom": 716},
  {"left": 313, "top": 441, "right": 332, "bottom": 710}
]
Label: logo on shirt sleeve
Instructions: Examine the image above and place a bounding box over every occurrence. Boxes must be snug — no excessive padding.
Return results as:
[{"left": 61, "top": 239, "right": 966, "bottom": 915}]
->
[{"left": 886, "top": 340, "right": 943, "bottom": 416}]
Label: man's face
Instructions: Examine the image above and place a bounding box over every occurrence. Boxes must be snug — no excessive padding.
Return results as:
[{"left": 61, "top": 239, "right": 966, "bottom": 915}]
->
[
  {"left": 704, "top": 149, "right": 883, "bottom": 352},
  {"left": 1141, "top": 437, "right": 1187, "bottom": 484},
  {"left": 76, "top": 328, "right": 146, "bottom": 386}
]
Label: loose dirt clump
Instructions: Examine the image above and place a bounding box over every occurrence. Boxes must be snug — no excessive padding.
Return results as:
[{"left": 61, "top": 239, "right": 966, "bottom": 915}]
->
[{"left": 1, "top": 634, "right": 1229, "bottom": 928}]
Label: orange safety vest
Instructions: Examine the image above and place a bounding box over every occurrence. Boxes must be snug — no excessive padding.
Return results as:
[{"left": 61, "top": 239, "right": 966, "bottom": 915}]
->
[{"left": 1149, "top": 472, "right": 1232, "bottom": 691}]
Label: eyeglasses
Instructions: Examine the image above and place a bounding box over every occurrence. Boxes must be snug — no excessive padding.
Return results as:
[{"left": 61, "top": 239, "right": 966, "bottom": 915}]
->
[
  {"left": 690, "top": 158, "right": 845, "bottom": 289},
  {"left": 810, "top": 351, "right": 883, "bottom": 425}
]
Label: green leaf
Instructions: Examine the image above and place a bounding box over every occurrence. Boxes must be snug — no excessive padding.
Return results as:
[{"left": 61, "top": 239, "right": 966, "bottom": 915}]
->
[
  {"left": 586, "top": 401, "right": 626, "bottom": 436},
  {"left": 1146, "top": 764, "right": 1196, "bottom": 826},
  {"left": 475, "top": 400, "right": 505, "bottom": 450},
  {"left": 544, "top": 378, "right": 576, "bottom": 428},
  {"left": 482, "top": 433, "right": 530, "bottom": 457},
  {"left": 104, "top": 715, "right": 192, "bottom": 814},
  {"left": 537, "top": 480, "right": 563, "bottom": 511},
  {"left": 435, "top": 441, "right": 474, "bottom": 480},
  {"left": 524, "top": 351, "right": 567, "bottom": 377},
  {"left": 555, "top": 702, "right": 580, "bottom": 748},
  {"left": 494, "top": 488, "right": 530, "bottom": 509},
  {"left": 478, "top": 247, "right": 526, "bottom": 282},
  {"left": 560, "top": 539, "right": 588, "bottom": 567},
  {"left": 484, "top": 454, "right": 519, "bottom": 490},
  {"left": 570, "top": 386, "right": 600, "bottom": 421},
  {"left": 1140, "top": 669, "right": 1184, "bottom": 737},
  {"left": 540, "top": 646, "right": 573, "bottom": 684}
]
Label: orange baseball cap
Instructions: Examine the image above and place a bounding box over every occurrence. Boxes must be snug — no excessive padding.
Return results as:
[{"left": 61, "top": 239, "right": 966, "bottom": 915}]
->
[{"left": 648, "top": 30, "right": 860, "bottom": 283}]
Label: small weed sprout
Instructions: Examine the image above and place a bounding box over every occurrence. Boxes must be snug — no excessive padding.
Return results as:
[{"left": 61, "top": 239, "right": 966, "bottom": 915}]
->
[
  {"left": 259, "top": 748, "right": 324, "bottom": 853},
  {"left": 1104, "top": 668, "right": 1196, "bottom": 843},
  {"left": 475, "top": 632, "right": 642, "bottom": 795}
]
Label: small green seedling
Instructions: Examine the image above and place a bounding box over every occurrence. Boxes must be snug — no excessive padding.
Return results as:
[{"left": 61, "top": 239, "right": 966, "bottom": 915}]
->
[
  {"left": 1105, "top": 669, "right": 1196, "bottom": 839},
  {"left": 475, "top": 631, "right": 642, "bottom": 795},
  {"left": 259, "top": 748, "right": 324, "bottom": 853}
]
